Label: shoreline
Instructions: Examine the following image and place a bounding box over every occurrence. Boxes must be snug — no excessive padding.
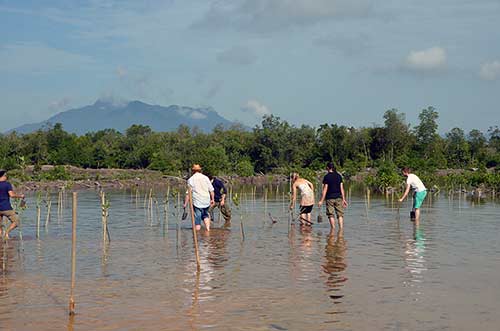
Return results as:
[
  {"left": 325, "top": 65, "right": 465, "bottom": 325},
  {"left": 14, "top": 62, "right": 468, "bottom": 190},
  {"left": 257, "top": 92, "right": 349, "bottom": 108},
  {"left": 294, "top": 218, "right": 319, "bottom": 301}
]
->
[{"left": 11, "top": 165, "right": 291, "bottom": 192}]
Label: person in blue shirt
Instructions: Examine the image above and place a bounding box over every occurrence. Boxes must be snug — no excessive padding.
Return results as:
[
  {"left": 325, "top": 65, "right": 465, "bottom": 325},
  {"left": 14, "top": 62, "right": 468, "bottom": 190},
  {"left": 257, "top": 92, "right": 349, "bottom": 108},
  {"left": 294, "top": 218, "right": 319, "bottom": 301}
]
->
[
  {"left": 0, "top": 170, "right": 25, "bottom": 239},
  {"left": 207, "top": 174, "right": 231, "bottom": 225},
  {"left": 318, "top": 163, "right": 348, "bottom": 229}
]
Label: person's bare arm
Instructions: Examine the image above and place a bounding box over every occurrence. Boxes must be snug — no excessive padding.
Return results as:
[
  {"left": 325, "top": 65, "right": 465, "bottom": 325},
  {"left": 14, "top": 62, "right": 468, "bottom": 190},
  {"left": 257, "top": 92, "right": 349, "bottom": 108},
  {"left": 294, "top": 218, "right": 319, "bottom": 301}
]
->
[
  {"left": 210, "top": 190, "right": 215, "bottom": 206},
  {"left": 318, "top": 184, "right": 328, "bottom": 207},
  {"left": 340, "top": 183, "right": 348, "bottom": 207},
  {"left": 290, "top": 183, "right": 297, "bottom": 209},
  {"left": 8, "top": 190, "right": 24, "bottom": 199},
  {"left": 399, "top": 184, "right": 411, "bottom": 202},
  {"left": 183, "top": 190, "right": 189, "bottom": 208}
]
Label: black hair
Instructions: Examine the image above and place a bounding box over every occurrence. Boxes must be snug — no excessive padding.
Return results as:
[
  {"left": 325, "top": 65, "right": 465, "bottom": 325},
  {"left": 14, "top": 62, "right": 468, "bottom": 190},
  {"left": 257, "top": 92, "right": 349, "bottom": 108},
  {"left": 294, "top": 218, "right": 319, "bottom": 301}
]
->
[
  {"left": 326, "top": 162, "right": 335, "bottom": 171},
  {"left": 0, "top": 170, "right": 6, "bottom": 177}
]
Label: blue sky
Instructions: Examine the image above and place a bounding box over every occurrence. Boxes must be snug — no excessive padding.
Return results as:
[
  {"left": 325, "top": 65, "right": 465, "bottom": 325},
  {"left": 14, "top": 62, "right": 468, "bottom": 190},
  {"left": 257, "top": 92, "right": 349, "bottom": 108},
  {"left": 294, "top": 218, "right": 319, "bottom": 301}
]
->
[{"left": 1, "top": 0, "right": 499, "bottom": 133}]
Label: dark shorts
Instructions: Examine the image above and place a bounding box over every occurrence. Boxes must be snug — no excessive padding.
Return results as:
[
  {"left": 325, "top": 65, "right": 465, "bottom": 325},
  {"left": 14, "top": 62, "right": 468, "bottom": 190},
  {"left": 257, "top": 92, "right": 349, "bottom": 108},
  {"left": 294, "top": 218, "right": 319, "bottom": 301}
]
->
[
  {"left": 193, "top": 206, "right": 210, "bottom": 226},
  {"left": 326, "top": 198, "right": 344, "bottom": 218},
  {"left": 300, "top": 205, "right": 313, "bottom": 214}
]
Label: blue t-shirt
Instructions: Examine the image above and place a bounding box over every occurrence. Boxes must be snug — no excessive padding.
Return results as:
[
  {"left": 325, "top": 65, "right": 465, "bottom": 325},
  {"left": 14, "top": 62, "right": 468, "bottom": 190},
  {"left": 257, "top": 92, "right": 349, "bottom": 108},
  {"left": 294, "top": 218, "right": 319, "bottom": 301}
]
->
[
  {"left": 212, "top": 178, "right": 227, "bottom": 202},
  {"left": 323, "top": 172, "right": 343, "bottom": 199},
  {"left": 0, "top": 181, "right": 13, "bottom": 211}
]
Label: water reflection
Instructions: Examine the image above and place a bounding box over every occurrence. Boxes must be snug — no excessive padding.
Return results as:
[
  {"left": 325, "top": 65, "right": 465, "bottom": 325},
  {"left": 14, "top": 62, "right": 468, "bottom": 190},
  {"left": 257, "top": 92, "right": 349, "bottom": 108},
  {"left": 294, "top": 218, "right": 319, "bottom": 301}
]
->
[
  {"left": 322, "top": 228, "right": 347, "bottom": 321},
  {"left": 1, "top": 190, "right": 499, "bottom": 330},
  {"left": 404, "top": 219, "right": 427, "bottom": 297}
]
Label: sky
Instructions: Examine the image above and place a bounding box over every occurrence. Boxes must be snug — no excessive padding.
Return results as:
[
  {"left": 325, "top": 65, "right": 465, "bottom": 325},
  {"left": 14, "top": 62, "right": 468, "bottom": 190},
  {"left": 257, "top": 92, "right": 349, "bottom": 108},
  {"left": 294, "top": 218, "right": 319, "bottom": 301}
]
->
[{"left": 1, "top": 0, "right": 500, "bottom": 134}]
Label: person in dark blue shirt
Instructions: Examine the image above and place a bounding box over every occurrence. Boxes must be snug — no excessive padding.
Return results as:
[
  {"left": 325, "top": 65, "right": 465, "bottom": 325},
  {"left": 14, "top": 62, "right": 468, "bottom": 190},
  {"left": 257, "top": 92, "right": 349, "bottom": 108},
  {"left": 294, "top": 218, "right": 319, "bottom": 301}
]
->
[
  {"left": 0, "top": 170, "right": 25, "bottom": 239},
  {"left": 318, "top": 163, "right": 348, "bottom": 229},
  {"left": 207, "top": 174, "right": 231, "bottom": 224}
]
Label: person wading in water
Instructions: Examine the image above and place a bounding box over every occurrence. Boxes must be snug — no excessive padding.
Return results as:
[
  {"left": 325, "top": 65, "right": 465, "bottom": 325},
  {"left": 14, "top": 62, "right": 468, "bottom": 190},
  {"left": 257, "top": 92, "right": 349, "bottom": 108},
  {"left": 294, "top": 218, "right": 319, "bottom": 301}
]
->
[
  {"left": 290, "top": 172, "right": 315, "bottom": 226},
  {"left": 0, "top": 170, "right": 25, "bottom": 240},
  {"left": 318, "top": 163, "right": 348, "bottom": 229}
]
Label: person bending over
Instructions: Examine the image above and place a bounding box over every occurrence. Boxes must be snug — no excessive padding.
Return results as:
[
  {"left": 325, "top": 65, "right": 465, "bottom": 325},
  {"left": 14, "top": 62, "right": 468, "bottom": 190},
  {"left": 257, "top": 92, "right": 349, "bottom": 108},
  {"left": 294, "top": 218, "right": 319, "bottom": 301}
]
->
[{"left": 290, "top": 172, "right": 315, "bottom": 226}]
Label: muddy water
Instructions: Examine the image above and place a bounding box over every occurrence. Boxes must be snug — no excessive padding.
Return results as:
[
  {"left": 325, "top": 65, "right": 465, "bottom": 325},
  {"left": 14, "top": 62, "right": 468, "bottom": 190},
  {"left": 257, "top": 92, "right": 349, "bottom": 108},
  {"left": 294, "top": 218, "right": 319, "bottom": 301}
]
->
[{"left": 1, "top": 190, "right": 499, "bottom": 330}]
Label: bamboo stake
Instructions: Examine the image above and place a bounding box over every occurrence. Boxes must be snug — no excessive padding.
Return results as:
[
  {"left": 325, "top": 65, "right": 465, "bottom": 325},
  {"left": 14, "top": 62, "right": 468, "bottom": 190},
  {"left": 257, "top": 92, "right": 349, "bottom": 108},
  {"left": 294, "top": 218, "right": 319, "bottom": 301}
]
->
[
  {"left": 69, "top": 192, "right": 77, "bottom": 315},
  {"left": 187, "top": 187, "right": 201, "bottom": 271},
  {"left": 101, "top": 192, "right": 110, "bottom": 243},
  {"left": 36, "top": 191, "right": 42, "bottom": 238},
  {"left": 135, "top": 188, "right": 139, "bottom": 208},
  {"left": 45, "top": 194, "right": 52, "bottom": 228},
  {"left": 240, "top": 215, "right": 245, "bottom": 241}
]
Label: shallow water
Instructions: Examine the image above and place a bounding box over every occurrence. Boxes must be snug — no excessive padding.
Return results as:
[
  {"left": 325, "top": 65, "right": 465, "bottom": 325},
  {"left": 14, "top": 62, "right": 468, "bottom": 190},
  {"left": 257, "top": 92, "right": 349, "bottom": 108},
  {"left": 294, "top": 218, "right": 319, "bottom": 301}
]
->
[{"left": 1, "top": 189, "right": 499, "bottom": 330}]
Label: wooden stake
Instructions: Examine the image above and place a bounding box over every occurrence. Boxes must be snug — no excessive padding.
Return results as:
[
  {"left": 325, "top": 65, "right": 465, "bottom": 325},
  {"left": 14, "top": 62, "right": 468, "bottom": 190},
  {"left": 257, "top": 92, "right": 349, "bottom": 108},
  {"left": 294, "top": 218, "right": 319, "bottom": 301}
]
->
[
  {"left": 45, "top": 200, "right": 52, "bottom": 227},
  {"left": 240, "top": 216, "right": 245, "bottom": 241},
  {"left": 187, "top": 187, "right": 201, "bottom": 271},
  {"left": 69, "top": 192, "right": 77, "bottom": 315},
  {"left": 36, "top": 206, "right": 41, "bottom": 238}
]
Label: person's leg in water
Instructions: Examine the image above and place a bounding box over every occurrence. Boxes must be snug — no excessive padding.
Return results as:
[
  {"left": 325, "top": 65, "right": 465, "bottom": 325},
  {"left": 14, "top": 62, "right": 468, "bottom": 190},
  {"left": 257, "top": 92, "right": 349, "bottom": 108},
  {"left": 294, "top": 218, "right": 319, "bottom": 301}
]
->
[
  {"left": 208, "top": 203, "right": 216, "bottom": 223},
  {"left": 337, "top": 215, "right": 344, "bottom": 229},
  {"left": 299, "top": 205, "right": 313, "bottom": 225},
  {"left": 220, "top": 203, "right": 231, "bottom": 222},
  {"left": 3, "top": 212, "right": 19, "bottom": 239},
  {"left": 326, "top": 199, "right": 336, "bottom": 229},
  {"left": 202, "top": 207, "right": 211, "bottom": 231},
  {"left": 194, "top": 207, "right": 202, "bottom": 231},
  {"left": 413, "top": 191, "right": 427, "bottom": 222},
  {"left": 334, "top": 198, "right": 345, "bottom": 229}
]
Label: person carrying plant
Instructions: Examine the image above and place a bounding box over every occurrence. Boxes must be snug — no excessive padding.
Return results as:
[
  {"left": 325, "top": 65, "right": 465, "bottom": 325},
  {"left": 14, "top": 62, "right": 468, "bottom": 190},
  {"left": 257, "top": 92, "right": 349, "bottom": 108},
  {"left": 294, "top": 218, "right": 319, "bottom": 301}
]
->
[
  {"left": 0, "top": 170, "right": 25, "bottom": 240},
  {"left": 399, "top": 167, "right": 427, "bottom": 221},
  {"left": 318, "top": 163, "right": 348, "bottom": 229}
]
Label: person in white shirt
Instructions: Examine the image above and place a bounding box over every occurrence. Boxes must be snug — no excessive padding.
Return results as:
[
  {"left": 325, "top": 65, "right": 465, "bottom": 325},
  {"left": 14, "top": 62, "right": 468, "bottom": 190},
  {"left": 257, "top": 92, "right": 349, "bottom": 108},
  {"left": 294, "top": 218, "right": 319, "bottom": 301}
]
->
[
  {"left": 183, "top": 164, "right": 215, "bottom": 231},
  {"left": 399, "top": 167, "right": 427, "bottom": 221}
]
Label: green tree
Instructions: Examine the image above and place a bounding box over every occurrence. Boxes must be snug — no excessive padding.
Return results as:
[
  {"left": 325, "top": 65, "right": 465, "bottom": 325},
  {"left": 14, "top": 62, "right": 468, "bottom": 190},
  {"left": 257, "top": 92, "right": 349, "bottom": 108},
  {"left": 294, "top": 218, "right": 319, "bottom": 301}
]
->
[
  {"left": 383, "top": 109, "right": 411, "bottom": 162},
  {"left": 445, "top": 128, "right": 470, "bottom": 168},
  {"left": 415, "top": 107, "right": 444, "bottom": 166},
  {"left": 467, "top": 129, "right": 487, "bottom": 166}
]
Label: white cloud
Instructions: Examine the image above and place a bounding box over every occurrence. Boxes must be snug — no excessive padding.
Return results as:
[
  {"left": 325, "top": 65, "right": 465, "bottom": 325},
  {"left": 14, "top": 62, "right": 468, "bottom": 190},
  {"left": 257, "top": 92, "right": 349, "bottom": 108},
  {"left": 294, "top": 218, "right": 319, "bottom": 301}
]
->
[
  {"left": 479, "top": 60, "right": 500, "bottom": 81},
  {"left": 0, "top": 42, "right": 94, "bottom": 74},
  {"left": 404, "top": 46, "right": 447, "bottom": 71},
  {"left": 241, "top": 100, "right": 271, "bottom": 117},
  {"left": 189, "top": 110, "right": 208, "bottom": 120}
]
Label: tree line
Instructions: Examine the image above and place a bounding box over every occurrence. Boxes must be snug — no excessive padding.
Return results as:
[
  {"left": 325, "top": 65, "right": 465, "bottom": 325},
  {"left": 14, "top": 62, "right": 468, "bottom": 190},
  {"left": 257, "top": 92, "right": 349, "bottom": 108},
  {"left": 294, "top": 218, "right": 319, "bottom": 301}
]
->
[{"left": 1, "top": 106, "right": 499, "bottom": 189}]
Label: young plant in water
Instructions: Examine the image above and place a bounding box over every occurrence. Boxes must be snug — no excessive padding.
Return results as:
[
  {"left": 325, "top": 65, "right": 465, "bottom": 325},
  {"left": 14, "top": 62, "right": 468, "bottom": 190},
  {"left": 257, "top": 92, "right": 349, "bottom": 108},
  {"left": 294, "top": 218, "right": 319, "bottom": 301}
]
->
[
  {"left": 232, "top": 193, "right": 245, "bottom": 240},
  {"left": 12, "top": 197, "right": 28, "bottom": 241}
]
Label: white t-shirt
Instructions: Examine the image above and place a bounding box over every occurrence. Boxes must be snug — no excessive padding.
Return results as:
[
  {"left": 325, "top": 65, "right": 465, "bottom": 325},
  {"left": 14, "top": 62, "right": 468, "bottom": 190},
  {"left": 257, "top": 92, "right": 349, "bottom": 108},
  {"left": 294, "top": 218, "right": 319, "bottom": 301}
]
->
[
  {"left": 406, "top": 173, "right": 426, "bottom": 192},
  {"left": 187, "top": 172, "right": 214, "bottom": 208}
]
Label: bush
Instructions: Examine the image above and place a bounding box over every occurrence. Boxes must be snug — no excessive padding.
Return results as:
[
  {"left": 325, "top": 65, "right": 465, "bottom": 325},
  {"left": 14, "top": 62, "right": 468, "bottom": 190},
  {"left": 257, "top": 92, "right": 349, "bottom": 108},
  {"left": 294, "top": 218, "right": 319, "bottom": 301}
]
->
[
  {"left": 235, "top": 159, "right": 254, "bottom": 177},
  {"left": 38, "top": 165, "right": 71, "bottom": 181}
]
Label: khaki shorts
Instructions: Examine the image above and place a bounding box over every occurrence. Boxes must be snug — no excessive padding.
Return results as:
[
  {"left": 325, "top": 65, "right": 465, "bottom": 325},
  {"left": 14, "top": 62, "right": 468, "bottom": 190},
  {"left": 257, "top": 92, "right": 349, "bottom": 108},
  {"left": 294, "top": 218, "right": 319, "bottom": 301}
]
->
[
  {"left": 326, "top": 198, "right": 344, "bottom": 218},
  {"left": 0, "top": 210, "right": 20, "bottom": 226}
]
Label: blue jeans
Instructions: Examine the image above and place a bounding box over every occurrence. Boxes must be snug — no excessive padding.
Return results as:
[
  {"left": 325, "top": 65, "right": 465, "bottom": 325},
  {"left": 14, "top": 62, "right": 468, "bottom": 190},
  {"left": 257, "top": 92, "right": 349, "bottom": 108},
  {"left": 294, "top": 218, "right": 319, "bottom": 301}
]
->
[{"left": 194, "top": 206, "right": 210, "bottom": 225}]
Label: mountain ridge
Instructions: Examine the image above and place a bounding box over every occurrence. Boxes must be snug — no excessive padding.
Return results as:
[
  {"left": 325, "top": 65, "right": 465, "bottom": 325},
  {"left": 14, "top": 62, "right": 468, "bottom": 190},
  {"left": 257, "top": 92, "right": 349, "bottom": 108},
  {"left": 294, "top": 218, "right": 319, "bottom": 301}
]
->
[{"left": 9, "top": 99, "right": 239, "bottom": 135}]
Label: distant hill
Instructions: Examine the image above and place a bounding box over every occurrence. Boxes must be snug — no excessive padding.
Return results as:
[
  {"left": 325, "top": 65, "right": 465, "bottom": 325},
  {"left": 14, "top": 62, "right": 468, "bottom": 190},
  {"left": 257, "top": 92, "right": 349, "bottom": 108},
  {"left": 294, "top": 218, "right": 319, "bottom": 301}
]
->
[{"left": 10, "top": 99, "right": 238, "bottom": 135}]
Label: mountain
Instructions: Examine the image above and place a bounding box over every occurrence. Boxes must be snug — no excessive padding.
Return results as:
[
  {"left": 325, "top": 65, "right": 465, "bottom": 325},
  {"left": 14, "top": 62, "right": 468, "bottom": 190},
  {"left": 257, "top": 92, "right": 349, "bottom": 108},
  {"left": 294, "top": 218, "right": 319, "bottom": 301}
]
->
[{"left": 10, "top": 99, "right": 238, "bottom": 135}]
